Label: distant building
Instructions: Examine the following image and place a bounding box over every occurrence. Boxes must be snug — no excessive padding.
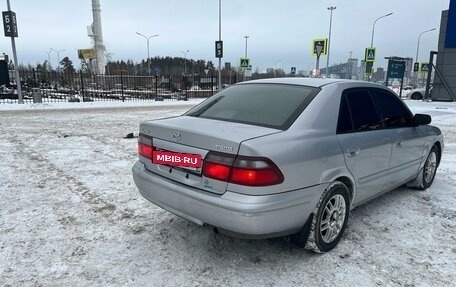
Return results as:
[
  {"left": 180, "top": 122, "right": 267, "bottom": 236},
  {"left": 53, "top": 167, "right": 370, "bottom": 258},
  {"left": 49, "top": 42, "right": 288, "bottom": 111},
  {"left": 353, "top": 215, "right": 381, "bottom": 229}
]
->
[
  {"left": 320, "top": 63, "right": 348, "bottom": 79},
  {"left": 359, "top": 60, "right": 367, "bottom": 80},
  {"left": 404, "top": 58, "right": 414, "bottom": 79},
  {"left": 373, "top": 67, "right": 385, "bottom": 82},
  {"left": 346, "top": 58, "right": 359, "bottom": 79}
]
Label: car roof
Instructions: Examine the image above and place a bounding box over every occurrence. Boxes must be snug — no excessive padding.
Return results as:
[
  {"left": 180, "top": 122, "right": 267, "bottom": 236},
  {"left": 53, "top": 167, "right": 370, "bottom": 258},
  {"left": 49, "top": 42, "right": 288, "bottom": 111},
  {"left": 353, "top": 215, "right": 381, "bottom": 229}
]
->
[{"left": 236, "top": 77, "right": 374, "bottom": 88}]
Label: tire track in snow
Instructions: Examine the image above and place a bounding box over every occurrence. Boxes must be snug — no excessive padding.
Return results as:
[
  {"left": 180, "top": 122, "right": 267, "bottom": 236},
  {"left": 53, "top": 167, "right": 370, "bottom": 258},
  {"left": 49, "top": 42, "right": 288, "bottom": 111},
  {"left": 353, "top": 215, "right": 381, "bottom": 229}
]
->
[{"left": 8, "top": 133, "right": 140, "bottom": 225}]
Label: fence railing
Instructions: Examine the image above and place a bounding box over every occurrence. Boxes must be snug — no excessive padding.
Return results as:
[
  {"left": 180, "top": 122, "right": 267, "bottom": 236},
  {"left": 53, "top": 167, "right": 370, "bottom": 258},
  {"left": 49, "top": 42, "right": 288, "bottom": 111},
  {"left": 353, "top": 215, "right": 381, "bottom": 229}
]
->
[{"left": 0, "top": 71, "right": 227, "bottom": 104}]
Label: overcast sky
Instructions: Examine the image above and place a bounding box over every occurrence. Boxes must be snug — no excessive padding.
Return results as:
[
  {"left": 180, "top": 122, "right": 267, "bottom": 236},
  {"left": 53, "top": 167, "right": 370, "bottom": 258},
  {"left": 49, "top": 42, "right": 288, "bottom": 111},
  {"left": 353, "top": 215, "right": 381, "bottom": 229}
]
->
[{"left": 1, "top": 0, "right": 451, "bottom": 72}]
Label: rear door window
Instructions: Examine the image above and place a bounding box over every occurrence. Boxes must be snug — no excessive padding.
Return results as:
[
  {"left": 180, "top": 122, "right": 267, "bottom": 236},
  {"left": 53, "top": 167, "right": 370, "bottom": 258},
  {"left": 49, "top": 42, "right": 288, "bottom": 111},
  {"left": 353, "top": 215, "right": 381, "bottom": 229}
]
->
[
  {"left": 185, "top": 84, "right": 320, "bottom": 130},
  {"left": 337, "top": 94, "right": 352, "bottom": 134},
  {"left": 343, "top": 89, "right": 383, "bottom": 132}
]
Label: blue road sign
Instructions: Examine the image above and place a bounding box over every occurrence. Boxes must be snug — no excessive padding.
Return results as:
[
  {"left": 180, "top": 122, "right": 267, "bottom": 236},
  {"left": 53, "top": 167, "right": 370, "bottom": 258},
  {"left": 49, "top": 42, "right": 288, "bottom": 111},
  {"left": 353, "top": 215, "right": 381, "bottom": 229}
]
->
[{"left": 387, "top": 60, "right": 405, "bottom": 78}]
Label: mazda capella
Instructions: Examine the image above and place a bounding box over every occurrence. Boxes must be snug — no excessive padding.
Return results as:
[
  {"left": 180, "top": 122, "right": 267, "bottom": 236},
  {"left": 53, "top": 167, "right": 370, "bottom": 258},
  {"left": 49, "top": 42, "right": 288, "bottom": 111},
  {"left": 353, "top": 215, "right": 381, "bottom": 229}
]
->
[{"left": 132, "top": 78, "right": 443, "bottom": 252}]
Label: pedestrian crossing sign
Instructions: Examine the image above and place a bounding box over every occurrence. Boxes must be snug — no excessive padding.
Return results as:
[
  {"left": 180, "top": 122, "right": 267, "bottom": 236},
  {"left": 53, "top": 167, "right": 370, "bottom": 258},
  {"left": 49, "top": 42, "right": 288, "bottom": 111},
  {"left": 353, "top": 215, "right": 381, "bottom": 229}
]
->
[
  {"left": 365, "top": 47, "right": 376, "bottom": 62},
  {"left": 240, "top": 58, "right": 250, "bottom": 69},
  {"left": 312, "top": 38, "right": 328, "bottom": 57},
  {"left": 420, "top": 62, "right": 430, "bottom": 74}
]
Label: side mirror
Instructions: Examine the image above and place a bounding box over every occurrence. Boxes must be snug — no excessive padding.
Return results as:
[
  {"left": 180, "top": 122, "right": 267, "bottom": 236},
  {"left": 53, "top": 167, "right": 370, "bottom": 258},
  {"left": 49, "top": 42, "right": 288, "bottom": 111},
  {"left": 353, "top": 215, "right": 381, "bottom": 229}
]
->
[{"left": 413, "top": 113, "right": 431, "bottom": 126}]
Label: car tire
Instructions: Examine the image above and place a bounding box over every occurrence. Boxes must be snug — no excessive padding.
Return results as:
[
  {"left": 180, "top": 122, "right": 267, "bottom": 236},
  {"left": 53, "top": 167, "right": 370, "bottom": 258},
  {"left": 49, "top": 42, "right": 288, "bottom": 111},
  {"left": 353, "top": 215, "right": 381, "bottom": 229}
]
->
[
  {"left": 292, "top": 181, "right": 350, "bottom": 252},
  {"left": 411, "top": 92, "right": 423, "bottom": 100},
  {"left": 418, "top": 145, "right": 439, "bottom": 190}
]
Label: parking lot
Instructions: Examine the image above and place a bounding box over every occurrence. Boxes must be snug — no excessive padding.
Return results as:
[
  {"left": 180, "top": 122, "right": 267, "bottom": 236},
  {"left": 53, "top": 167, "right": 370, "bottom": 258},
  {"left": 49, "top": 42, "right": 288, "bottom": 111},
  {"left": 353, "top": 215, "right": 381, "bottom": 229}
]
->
[{"left": 1, "top": 101, "right": 456, "bottom": 286}]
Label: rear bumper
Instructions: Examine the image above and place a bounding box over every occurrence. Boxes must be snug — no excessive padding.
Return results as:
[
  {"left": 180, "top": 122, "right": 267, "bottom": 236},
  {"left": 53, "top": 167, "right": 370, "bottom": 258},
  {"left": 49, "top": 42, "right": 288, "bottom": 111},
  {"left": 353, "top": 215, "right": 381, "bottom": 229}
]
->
[{"left": 132, "top": 161, "right": 323, "bottom": 238}]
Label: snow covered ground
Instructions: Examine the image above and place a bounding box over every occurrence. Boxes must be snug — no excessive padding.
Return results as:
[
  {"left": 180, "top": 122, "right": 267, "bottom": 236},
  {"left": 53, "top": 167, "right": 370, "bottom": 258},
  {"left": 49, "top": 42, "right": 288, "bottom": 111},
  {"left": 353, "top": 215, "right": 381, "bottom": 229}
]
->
[{"left": 1, "top": 99, "right": 455, "bottom": 286}]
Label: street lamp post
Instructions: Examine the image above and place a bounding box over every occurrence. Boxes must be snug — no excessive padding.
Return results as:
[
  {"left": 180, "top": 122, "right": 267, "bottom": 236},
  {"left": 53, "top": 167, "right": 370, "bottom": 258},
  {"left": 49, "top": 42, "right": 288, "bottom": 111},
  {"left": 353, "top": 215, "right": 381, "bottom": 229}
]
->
[
  {"left": 218, "top": 0, "right": 222, "bottom": 90},
  {"left": 368, "top": 12, "right": 393, "bottom": 81},
  {"left": 105, "top": 51, "right": 114, "bottom": 75},
  {"left": 243, "top": 35, "right": 249, "bottom": 81},
  {"left": 326, "top": 6, "right": 336, "bottom": 78},
  {"left": 415, "top": 28, "right": 436, "bottom": 85},
  {"left": 50, "top": 48, "right": 65, "bottom": 72},
  {"left": 415, "top": 28, "right": 436, "bottom": 66},
  {"left": 46, "top": 50, "right": 52, "bottom": 72},
  {"left": 244, "top": 35, "right": 249, "bottom": 58},
  {"left": 181, "top": 49, "right": 190, "bottom": 76},
  {"left": 136, "top": 32, "right": 159, "bottom": 75},
  {"left": 371, "top": 12, "right": 393, "bottom": 47}
]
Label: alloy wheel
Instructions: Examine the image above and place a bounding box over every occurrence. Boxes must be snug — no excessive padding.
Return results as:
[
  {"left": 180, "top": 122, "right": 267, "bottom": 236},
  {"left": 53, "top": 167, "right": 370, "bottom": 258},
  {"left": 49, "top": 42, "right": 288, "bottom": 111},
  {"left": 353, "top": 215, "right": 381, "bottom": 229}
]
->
[
  {"left": 320, "top": 194, "right": 346, "bottom": 243},
  {"left": 424, "top": 152, "right": 437, "bottom": 184}
]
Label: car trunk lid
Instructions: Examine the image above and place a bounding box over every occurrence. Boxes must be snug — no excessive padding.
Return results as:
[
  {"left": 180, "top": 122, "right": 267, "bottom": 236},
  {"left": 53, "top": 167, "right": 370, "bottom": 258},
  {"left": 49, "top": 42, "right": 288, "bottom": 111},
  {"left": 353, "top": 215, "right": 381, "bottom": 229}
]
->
[{"left": 139, "top": 116, "right": 281, "bottom": 194}]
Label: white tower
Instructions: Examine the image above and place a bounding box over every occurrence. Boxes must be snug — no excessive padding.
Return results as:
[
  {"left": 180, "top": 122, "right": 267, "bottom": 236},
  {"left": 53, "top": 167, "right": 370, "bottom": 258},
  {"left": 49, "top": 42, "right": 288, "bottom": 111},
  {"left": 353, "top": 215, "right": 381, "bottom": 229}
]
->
[{"left": 90, "top": 0, "right": 106, "bottom": 74}]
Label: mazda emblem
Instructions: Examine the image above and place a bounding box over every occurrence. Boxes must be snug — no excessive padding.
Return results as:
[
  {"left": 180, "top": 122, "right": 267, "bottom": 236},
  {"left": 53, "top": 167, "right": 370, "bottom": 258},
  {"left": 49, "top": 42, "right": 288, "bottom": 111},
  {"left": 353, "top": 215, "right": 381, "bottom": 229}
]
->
[{"left": 172, "top": 131, "right": 181, "bottom": 141}]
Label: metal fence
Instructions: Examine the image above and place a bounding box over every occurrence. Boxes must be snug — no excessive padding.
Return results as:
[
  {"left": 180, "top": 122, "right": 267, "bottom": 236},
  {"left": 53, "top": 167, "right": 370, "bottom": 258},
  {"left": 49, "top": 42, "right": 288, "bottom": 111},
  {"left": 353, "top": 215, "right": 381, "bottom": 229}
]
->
[{"left": 0, "top": 70, "right": 225, "bottom": 104}]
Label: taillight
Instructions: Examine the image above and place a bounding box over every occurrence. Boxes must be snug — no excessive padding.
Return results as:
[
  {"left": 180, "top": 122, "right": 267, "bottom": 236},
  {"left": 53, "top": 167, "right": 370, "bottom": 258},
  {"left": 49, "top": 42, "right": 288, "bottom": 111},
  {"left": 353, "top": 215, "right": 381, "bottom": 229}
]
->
[
  {"left": 138, "top": 141, "right": 154, "bottom": 159},
  {"left": 203, "top": 152, "right": 284, "bottom": 186},
  {"left": 203, "top": 152, "right": 235, "bottom": 181},
  {"left": 230, "top": 156, "right": 284, "bottom": 186},
  {"left": 203, "top": 162, "right": 231, "bottom": 181}
]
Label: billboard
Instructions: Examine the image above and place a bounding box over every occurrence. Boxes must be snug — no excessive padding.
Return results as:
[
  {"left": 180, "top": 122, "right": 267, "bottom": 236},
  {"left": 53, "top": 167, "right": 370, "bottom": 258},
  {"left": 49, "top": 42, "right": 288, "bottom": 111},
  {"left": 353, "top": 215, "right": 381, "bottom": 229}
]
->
[{"left": 77, "top": 49, "right": 95, "bottom": 59}]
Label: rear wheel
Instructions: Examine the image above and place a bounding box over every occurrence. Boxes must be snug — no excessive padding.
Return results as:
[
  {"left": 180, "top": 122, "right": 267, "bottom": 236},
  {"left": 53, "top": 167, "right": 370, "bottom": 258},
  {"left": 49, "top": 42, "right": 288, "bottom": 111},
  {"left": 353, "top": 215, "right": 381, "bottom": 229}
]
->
[{"left": 291, "top": 181, "right": 350, "bottom": 252}]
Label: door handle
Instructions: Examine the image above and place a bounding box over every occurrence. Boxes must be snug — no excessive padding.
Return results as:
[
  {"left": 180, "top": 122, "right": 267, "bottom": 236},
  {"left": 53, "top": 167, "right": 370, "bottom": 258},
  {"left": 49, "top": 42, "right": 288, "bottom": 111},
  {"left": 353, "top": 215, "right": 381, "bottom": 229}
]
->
[{"left": 347, "top": 147, "right": 360, "bottom": 157}]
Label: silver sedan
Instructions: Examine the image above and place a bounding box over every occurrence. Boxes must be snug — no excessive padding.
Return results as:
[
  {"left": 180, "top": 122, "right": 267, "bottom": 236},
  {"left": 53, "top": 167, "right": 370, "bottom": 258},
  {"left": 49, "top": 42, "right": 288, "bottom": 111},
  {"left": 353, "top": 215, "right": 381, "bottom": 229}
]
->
[{"left": 132, "top": 78, "right": 443, "bottom": 252}]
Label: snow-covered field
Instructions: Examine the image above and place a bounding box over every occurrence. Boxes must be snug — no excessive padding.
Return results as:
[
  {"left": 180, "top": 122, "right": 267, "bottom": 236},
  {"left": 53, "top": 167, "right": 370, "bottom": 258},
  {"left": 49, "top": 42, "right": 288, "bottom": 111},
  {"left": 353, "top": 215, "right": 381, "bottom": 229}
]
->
[{"left": 1, "top": 99, "right": 455, "bottom": 286}]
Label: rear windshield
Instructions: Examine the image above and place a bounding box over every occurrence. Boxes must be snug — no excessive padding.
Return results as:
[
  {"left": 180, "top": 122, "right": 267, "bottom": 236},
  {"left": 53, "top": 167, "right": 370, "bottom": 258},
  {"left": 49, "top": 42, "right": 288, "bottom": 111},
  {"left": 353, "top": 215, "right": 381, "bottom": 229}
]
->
[{"left": 184, "top": 84, "right": 320, "bottom": 130}]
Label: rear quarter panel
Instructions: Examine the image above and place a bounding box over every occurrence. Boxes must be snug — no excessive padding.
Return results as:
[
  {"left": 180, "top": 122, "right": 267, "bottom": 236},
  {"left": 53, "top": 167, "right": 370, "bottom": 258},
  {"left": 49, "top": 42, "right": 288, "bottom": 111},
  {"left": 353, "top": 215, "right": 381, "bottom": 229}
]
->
[
  {"left": 234, "top": 131, "right": 348, "bottom": 195},
  {"left": 231, "top": 83, "right": 354, "bottom": 196}
]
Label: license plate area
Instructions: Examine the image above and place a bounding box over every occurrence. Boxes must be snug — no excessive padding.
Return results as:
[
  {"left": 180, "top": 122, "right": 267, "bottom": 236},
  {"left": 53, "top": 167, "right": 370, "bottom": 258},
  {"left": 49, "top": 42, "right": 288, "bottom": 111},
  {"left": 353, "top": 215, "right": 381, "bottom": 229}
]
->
[
  {"left": 172, "top": 165, "right": 203, "bottom": 175},
  {"left": 153, "top": 149, "right": 203, "bottom": 175}
]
